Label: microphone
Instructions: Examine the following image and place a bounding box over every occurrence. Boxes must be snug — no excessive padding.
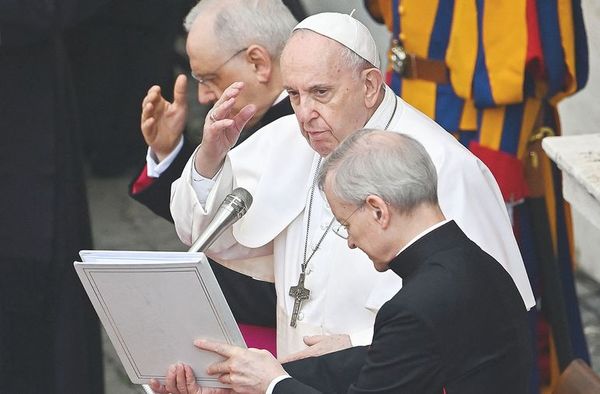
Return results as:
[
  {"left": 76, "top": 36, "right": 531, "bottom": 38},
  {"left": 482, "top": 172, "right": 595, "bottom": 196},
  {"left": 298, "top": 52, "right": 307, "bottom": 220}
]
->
[
  {"left": 187, "top": 187, "right": 253, "bottom": 253},
  {"left": 141, "top": 189, "right": 252, "bottom": 394}
]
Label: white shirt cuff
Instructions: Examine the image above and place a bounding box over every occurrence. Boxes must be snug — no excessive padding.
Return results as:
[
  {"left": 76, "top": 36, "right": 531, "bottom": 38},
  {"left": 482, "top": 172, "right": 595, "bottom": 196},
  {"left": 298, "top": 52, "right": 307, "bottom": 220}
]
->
[
  {"left": 145, "top": 137, "right": 184, "bottom": 178},
  {"left": 266, "top": 375, "right": 292, "bottom": 394},
  {"left": 349, "top": 328, "right": 372, "bottom": 347},
  {"left": 191, "top": 162, "right": 221, "bottom": 206}
]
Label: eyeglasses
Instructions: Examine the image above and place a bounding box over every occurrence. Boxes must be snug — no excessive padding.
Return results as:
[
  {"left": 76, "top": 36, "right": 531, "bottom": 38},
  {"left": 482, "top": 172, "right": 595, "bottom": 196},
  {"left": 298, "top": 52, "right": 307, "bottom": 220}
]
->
[
  {"left": 332, "top": 203, "right": 364, "bottom": 240},
  {"left": 191, "top": 47, "right": 247, "bottom": 85}
]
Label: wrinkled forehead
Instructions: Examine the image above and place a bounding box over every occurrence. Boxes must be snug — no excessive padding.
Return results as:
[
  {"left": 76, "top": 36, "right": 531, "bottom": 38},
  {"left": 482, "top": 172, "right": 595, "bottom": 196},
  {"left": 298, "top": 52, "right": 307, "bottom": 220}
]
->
[
  {"left": 281, "top": 31, "right": 350, "bottom": 84},
  {"left": 282, "top": 30, "right": 347, "bottom": 65},
  {"left": 185, "top": 12, "right": 219, "bottom": 58}
]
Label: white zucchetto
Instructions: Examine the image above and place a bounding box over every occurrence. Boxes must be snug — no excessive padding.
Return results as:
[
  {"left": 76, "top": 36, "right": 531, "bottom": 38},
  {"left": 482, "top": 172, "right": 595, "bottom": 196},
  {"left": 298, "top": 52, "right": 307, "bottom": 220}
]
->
[{"left": 293, "top": 12, "right": 380, "bottom": 69}]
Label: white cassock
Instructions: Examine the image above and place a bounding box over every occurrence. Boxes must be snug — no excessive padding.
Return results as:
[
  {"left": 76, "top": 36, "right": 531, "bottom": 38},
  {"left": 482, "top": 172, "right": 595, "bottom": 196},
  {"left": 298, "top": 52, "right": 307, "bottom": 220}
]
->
[{"left": 170, "top": 86, "right": 535, "bottom": 357}]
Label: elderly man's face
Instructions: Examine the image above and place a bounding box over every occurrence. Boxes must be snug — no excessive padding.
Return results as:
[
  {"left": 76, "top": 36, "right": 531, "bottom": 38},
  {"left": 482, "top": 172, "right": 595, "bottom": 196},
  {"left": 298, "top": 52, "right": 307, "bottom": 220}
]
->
[
  {"left": 281, "top": 32, "right": 374, "bottom": 157},
  {"left": 186, "top": 19, "right": 259, "bottom": 120}
]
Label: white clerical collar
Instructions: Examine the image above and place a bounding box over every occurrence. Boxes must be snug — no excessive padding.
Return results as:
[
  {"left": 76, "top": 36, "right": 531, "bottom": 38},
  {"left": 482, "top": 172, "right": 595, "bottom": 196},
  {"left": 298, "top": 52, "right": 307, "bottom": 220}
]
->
[
  {"left": 395, "top": 219, "right": 451, "bottom": 257},
  {"left": 363, "top": 86, "right": 401, "bottom": 130},
  {"left": 272, "top": 90, "right": 288, "bottom": 106}
]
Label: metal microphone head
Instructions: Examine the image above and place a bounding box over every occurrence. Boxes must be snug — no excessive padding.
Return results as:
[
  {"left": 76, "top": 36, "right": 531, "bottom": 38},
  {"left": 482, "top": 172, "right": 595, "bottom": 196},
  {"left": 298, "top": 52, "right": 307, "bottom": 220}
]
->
[
  {"left": 188, "top": 187, "right": 253, "bottom": 253},
  {"left": 227, "top": 187, "right": 253, "bottom": 218}
]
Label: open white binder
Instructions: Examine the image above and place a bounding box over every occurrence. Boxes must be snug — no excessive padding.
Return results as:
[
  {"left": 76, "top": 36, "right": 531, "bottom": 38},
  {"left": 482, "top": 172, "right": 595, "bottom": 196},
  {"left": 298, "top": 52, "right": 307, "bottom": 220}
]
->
[{"left": 74, "top": 250, "right": 246, "bottom": 388}]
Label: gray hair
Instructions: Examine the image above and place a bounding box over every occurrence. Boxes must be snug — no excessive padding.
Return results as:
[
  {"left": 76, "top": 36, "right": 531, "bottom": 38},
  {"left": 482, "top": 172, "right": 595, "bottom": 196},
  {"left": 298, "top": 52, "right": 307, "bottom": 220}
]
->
[
  {"left": 184, "top": 0, "right": 297, "bottom": 58},
  {"left": 338, "top": 44, "right": 376, "bottom": 76},
  {"left": 317, "top": 129, "right": 439, "bottom": 214},
  {"left": 290, "top": 29, "right": 376, "bottom": 76}
]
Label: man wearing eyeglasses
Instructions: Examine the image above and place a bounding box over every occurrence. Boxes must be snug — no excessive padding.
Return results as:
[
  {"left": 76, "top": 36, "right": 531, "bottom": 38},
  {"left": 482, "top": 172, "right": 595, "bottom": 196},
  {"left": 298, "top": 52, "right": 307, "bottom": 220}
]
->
[
  {"left": 131, "top": 0, "right": 299, "bottom": 223},
  {"left": 169, "top": 12, "right": 535, "bottom": 362},
  {"left": 152, "top": 131, "right": 532, "bottom": 394},
  {"left": 129, "top": 0, "right": 301, "bottom": 353}
]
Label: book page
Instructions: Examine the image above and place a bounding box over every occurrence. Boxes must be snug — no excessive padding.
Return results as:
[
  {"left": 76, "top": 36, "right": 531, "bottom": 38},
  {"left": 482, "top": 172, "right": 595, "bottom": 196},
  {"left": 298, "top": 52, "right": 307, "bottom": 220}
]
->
[{"left": 75, "top": 251, "right": 245, "bottom": 387}]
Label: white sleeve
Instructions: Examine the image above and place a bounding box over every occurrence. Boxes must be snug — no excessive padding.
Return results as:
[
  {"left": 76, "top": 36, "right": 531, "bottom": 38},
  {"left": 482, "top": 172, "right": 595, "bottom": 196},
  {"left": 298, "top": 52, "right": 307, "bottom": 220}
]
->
[
  {"left": 355, "top": 271, "right": 403, "bottom": 346},
  {"left": 170, "top": 147, "right": 275, "bottom": 280},
  {"left": 170, "top": 146, "right": 235, "bottom": 248},
  {"left": 191, "top": 164, "right": 220, "bottom": 208},
  {"left": 348, "top": 328, "right": 374, "bottom": 347},
  {"left": 146, "top": 137, "right": 184, "bottom": 178}
]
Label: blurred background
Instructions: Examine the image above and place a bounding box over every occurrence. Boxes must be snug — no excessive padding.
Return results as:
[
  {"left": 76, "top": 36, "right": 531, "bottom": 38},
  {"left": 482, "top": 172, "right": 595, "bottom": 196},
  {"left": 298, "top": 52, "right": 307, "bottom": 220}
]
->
[{"left": 49, "top": 0, "right": 600, "bottom": 392}]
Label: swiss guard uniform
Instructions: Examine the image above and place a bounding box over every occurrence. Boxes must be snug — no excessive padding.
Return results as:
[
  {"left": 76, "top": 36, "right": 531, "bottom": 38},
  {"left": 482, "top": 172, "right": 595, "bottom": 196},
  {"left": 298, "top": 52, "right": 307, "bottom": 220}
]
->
[{"left": 365, "top": 0, "right": 589, "bottom": 391}]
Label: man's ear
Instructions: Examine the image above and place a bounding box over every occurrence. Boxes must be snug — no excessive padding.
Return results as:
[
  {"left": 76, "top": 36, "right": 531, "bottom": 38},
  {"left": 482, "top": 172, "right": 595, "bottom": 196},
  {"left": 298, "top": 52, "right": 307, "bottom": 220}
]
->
[
  {"left": 362, "top": 68, "right": 384, "bottom": 109},
  {"left": 365, "top": 194, "right": 390, "bottom": 228},
  {"left": 246, "top": 44, "right": 272, "bottom": 83}
]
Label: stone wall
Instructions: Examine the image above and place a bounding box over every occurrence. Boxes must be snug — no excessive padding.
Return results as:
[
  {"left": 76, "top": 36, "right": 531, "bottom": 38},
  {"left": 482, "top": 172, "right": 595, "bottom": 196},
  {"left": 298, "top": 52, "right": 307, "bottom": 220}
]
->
[{"left": 557, "top": 0, "right": 600, "bottom": 281}]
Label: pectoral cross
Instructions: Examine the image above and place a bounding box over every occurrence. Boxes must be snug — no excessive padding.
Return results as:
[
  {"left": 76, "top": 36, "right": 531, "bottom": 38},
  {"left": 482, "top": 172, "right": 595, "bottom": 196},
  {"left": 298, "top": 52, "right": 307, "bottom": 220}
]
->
[{"left": 289, "top": 272, "right": 310, "bottom": 327}]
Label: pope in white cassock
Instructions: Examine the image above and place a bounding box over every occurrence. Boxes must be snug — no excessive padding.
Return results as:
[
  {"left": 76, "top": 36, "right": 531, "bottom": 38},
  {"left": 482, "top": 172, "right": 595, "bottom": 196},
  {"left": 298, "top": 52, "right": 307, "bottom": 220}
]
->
[{"left": 170, "top": 12, "right": 536, "bottom": 359}]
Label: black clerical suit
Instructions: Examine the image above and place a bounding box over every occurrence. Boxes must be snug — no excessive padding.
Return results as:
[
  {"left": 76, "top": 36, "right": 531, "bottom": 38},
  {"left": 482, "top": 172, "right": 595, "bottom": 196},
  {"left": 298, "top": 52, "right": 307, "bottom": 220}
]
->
[
  {"left": 278, "top": 221, "right": 532, "bottom": 393},
  {"left": 129, "top": 97, "right": 293, "bottom": 327}
]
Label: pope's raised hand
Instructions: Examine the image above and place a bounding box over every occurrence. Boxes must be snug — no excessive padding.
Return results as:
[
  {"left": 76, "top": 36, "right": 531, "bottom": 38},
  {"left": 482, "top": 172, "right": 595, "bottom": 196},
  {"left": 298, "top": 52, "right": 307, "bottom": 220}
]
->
[
  {"left": 141, "top": 74, "right": 188, "bottom": 162},
  {"left": 194, "top": 82, "right": 256, "bottom": 178}
]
